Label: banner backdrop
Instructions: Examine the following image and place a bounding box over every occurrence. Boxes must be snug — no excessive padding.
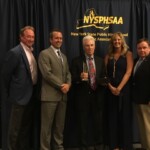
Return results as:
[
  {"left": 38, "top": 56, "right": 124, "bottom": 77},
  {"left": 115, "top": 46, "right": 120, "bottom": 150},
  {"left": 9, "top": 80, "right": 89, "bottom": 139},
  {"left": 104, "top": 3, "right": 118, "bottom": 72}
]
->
[{"left": 1, "top": 0, "right": 150, "bottom": 149}]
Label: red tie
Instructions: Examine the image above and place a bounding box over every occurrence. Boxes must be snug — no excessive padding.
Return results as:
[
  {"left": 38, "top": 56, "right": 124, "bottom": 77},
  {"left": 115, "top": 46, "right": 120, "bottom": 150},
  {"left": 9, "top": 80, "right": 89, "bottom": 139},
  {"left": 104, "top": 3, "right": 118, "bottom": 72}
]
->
[{"left": 88, "top": 57, "right": 96, "bottom": 90}]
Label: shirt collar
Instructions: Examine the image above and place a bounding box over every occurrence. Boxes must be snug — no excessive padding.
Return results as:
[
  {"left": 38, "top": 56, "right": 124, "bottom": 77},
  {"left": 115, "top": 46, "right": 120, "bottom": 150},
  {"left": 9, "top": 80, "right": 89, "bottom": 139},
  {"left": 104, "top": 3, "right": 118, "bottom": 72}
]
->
[
  {"left": 21, "top": 42, "right": 33, "bottom": 52},
  {"left": 138, "top": 57, "right": 145, "bottom": 61},
  {"left": 85, "top": 54, "right": 94, "bottom": 60},
  {"left": 51, "top": 45, "right": 60, "bottom": 53}
]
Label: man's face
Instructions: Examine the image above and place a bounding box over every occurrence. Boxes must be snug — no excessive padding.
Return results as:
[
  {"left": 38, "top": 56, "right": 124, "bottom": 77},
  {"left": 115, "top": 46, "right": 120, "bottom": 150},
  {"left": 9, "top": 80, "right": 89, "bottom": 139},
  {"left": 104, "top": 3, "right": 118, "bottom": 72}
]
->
[
  {"left": 83, "top": 39, "right": 95, "bottom": 56},
  {"left": 20, "top": 29, "right": 35, "bottom": 48},
  {"left": 50, "top": 31, "right": 63, "bottom": 49},
  {"left": 137, "top": 41, "right": 150, "bottom": 58}
]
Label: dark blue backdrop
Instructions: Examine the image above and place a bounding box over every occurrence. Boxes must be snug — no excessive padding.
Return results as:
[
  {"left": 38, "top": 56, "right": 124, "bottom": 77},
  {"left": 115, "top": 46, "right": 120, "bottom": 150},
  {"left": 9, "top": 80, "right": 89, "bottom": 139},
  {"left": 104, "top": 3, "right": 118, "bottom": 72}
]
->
[{"left": 1, "top": 0, "right": 150, "bottom": 149}]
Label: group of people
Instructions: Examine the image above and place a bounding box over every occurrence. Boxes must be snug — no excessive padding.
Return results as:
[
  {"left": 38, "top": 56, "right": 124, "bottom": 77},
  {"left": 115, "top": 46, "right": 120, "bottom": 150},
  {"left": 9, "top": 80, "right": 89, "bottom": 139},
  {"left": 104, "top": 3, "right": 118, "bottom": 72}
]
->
[{"left": 1, "top": 25, "right": 150, "bottom": 150}]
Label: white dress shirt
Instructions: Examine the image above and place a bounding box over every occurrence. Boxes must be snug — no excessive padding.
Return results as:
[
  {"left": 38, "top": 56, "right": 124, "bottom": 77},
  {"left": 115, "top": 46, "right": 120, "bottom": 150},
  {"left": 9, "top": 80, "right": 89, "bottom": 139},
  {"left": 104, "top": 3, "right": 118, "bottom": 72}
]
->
[{"left": 21, "top": 42, "right": 37, "bottom": 85}]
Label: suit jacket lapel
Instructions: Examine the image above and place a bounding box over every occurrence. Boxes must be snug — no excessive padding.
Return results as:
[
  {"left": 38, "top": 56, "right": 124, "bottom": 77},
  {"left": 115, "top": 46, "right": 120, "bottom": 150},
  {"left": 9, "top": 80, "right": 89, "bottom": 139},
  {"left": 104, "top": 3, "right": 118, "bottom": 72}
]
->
[
  {"left": 94, "top": 56, "right": 99, "bottom": 77},
  {"left": 82, "top": 55, "right": 87, "bottom": 72},
  {"left": 139, "top": 55, "right": 150, "bottom": 69},
  {"left": 134, "top": 55, "right": 150, "bottom": 75},
  {"left": 20, "top": 45, "right": 32, "bottom": 78},
  {"left": 48, "top": 47, "right": 63, "bottom": 66}
]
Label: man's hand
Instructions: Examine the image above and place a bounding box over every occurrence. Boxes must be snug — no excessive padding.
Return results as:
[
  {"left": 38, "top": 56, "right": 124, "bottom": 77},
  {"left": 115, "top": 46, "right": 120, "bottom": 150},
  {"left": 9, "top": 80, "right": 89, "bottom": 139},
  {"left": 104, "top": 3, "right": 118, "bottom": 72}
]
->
[{"left": 61, "top": 84, "right": 70, "bottom": 94}]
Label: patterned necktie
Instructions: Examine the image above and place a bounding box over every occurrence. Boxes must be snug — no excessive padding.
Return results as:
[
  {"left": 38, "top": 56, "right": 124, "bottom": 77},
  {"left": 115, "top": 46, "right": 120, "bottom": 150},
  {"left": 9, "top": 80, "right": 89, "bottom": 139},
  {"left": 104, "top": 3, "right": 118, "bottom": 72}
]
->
[{"left": 88, "top": 57, "right": 96, "bottom": 90}]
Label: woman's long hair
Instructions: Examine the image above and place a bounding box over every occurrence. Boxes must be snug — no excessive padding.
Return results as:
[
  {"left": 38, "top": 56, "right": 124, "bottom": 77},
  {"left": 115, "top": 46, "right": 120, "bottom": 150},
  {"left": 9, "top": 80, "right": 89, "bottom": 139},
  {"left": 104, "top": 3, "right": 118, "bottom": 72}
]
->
[{"left": 108, "top": 32, "right": 129, "bottom": 59}]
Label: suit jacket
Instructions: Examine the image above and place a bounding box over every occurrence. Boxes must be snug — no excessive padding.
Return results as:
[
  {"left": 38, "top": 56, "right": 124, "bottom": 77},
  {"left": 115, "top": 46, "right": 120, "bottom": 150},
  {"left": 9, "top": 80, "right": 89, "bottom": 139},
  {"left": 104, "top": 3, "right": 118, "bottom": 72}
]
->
[
  {"left": 38, "top": 46, "right": 71, "bottom": 102},
  {"left": 70, "top": 55, "right": 106, "bottom": 110},
  {"left": 1, "top": 44, "right": 34, "bottom": 105},
  {"left": 132, "top": 54, "right": 150, "bottom": 104}
]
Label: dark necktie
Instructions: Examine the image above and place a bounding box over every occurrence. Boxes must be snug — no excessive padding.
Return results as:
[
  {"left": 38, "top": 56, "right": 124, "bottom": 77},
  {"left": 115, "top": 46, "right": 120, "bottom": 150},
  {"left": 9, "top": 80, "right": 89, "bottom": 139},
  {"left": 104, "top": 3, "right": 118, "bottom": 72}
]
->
[
  {"left": 88, "top": 57, "right": 96, "bottom": 90},
  {"left": 57, "top": 50, "right": 63, "bottom": 62},
  {"left": 133, "top": 58, "right": 143, "bottom": 74}
]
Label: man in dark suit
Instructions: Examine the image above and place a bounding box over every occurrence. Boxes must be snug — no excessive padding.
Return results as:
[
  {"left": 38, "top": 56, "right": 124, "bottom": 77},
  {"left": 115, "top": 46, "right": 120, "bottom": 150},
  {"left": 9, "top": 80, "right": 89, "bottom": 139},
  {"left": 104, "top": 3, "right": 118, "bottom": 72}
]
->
[
  {"left": 132, "top": 38, "right": 150, "bottom": 150},
  {"left": 1, "top": 26, "right": 37, "bottom": 150},
  {"left": 38, "top": 29, "right": 71, "bottom": 150},
  {"left": 70, "top": 35, "right": 106, "bottom": 150}
]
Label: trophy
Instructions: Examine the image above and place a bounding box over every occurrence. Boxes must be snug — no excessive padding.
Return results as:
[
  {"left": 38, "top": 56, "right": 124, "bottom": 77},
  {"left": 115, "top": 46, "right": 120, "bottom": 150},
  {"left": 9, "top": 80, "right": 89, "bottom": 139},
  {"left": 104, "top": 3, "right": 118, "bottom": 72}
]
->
[{"left": 82, "top": 62, "right": 88, "bottom": 81}]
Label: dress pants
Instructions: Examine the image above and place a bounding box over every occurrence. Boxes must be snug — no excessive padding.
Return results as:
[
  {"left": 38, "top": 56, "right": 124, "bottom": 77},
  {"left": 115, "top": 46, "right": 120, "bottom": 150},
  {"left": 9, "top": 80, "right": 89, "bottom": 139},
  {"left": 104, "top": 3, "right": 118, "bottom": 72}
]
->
[
  {"left": 135, "top": 104, "right": 150, "bottom": 149},
  {"left": 8, "top": 100, "right": 34, "bottom": 150},
  {"left": 40, "top": 101, "right": 66, "bottom": 150},
  {"left": 76, "top": 91, "right": 102, "bottom": 147}
]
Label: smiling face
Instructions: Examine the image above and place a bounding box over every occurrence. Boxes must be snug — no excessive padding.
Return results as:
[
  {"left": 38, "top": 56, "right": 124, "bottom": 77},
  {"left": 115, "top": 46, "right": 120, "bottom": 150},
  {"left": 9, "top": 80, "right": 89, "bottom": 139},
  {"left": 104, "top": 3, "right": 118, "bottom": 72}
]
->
[
  {"left": 50, "top": 31, "right": 63, "bottom": 49},
  {"left": 82, "top": 36, "right": 95, "bottom": 57},
  {"left": 83, "top": 39, "right": 95, "bottom": 57},
  {"left": 112, "top": 35, "right": 122, "bottom": 50},
  {"left": 137, "top": 41, "right": 150, "bottom": 58},
  {"left": 20, "top": 29, "right": 35, "bottom": 48}
]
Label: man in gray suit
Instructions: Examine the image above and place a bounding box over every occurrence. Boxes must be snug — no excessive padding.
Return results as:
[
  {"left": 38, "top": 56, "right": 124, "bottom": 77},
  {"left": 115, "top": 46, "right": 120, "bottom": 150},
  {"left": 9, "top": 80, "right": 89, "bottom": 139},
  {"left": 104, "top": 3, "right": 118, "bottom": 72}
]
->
[{"left": 38, "top": 29, "right": 71, "bottom": 150}]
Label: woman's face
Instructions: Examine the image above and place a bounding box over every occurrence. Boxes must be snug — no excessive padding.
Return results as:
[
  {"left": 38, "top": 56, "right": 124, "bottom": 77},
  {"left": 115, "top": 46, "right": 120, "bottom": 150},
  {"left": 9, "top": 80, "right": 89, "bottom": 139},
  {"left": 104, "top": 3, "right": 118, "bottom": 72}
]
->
[{"left": 112, "top": 35, "right": 122, "bottom": 49}]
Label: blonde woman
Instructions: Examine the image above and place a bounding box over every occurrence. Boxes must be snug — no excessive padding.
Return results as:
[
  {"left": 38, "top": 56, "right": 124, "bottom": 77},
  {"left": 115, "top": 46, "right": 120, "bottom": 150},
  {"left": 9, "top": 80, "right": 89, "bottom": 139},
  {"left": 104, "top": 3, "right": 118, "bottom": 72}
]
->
[{"left": 104, "top": 32, "right": 133, "bottom": 150}]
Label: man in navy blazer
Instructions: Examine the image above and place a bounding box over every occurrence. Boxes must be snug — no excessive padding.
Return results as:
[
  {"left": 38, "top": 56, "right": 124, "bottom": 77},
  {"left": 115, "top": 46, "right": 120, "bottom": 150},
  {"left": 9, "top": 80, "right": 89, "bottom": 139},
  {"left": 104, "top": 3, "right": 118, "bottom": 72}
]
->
[
  {"left": 132, "top": 38, "right": 150, "bottom": 150},
  {"left": 1, "top": 26, "right": 37, "bottom": 150},
  {"left": 70, "top": 35, "right": 106, "bottom": 150}
]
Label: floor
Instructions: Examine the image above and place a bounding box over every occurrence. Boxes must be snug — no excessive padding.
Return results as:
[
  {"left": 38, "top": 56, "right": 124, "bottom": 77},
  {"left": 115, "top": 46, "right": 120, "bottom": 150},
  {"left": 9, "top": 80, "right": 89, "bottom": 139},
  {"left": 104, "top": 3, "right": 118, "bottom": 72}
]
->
[
  {"left": 0, "top": 143, "right": 142, "bottom": 150},
  {"left": 65, "top": 143, "right": 142, "bottom": 150}
]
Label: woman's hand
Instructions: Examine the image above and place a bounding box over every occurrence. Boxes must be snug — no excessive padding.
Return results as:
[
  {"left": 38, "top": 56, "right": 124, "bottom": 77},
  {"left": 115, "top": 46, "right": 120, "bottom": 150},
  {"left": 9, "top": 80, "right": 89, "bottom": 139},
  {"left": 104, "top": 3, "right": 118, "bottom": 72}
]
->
[{"left": 108, "top": 83, "right": 120, "bottom": 96}]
